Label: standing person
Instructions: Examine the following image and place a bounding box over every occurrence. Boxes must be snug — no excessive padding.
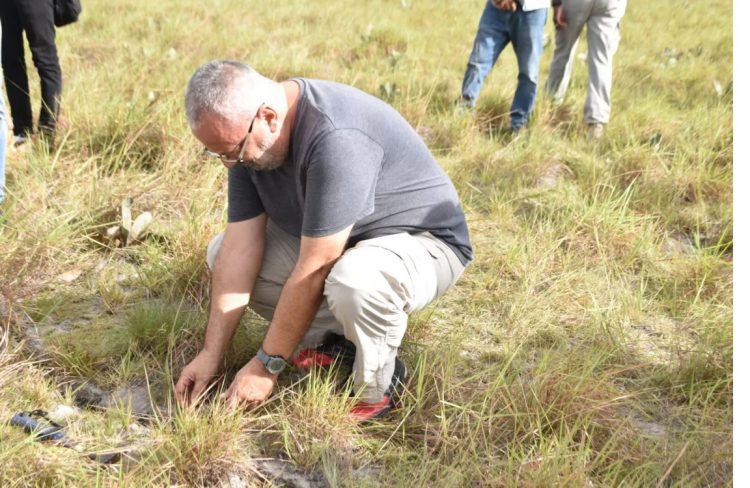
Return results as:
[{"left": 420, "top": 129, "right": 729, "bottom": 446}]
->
[
  {"left": 175, "top": 61, "right": 473, "bottom": 421},
  {"left": 0, "top": 0, "right": 62, "bottom": 146},
  {"left": 459, "top": 0, "right": 549, "bottom": 133},
  {"left": 546, "top": 0, "right": 627, "bottom": 139},
  {"left": 0, "top": 21, "right": 6, "bottom": 205}
]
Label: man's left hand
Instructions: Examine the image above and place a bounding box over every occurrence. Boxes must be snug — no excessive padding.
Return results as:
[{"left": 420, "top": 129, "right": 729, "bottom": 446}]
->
[{"left": 221, "top": 357, "right": 277, "bottom": 410}]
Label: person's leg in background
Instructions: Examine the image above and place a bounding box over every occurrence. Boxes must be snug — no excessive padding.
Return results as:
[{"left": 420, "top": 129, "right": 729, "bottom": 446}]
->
[
  {"left": 508, "top": 7, "right": 548, "bottom": 131},
  {"left": 546, "top": 0, "right": 591, "bottom": 104},
  {"left": 584, "top": 0, "right": 626, "bottom": 133},
  {"left": 0, "top": 0, "right": 34, "bottom": 144},
  {"left": 460, "top": 0, "right": 512, "bottom": 107},
  {"left": 15, "top": 0, "right": 61, "bottom": 138},
  {"left": 0, "top": 21, "right": 5, "bottom": 206},
  {"left": 0, "top": 81, "right": 6, "bottom": 205}
]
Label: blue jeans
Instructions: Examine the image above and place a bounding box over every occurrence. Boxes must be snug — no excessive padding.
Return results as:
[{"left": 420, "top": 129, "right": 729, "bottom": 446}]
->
[{"left": 461, "top": 1, "right": 548, "bottom": 129}]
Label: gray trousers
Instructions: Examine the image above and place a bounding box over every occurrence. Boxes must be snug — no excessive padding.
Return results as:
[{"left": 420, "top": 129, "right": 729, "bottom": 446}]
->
[
  {"left": 207, "top": 221, "right": 466, "bottom": 402},
  {"left": 546, "top": 0, "right": 627, "bottom": 124}
]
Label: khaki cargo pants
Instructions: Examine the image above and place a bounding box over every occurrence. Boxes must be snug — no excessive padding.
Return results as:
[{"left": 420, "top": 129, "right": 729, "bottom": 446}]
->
[
  {"left": 546, "top": 0, "right": 627, "bottom": 124},
  {"left": 207, "top": 220, "right": 466, "bottom": 402}
]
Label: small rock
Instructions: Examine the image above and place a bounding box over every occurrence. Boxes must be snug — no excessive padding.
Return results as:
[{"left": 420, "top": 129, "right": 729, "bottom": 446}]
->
[
  {"left": 663, "top": 235, "right": 695, "bottom": 257},
  {"left": 253, "top": 459, "right": 329, "bottom": 488},
  {"left": 58, "top": 269, "right": 83, "bottom": 283},
  {"left": 227, "top": 473, "right": 247, "bottom": 488},
  {"left": 633, "top": 418, "right": 668, "bottom": 439},
  {"left": 101, "top": 385, "right": 156, "bottom": 417},
  {"left": 23, "top": 325, "right": 45, "bottom": 354},
  {"left": 127, "top": 422, "right": 151, "bottom": 437},
  {"left": 49, "top": 404, "right": 81, "bottom": 422}
]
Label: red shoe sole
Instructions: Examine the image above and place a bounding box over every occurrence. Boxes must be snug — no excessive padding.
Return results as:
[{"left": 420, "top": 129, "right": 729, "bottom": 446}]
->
[
  {"left": 291, "top": 350, "right": 336, "bottom": 370},
  {"left": 348, "top": 395, "right": 393, "bottom": 422}
]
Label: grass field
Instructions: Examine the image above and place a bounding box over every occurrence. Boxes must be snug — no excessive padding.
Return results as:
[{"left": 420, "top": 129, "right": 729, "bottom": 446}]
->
[{"left": 0, "top": 0, "right": 733, "bottom": 486}]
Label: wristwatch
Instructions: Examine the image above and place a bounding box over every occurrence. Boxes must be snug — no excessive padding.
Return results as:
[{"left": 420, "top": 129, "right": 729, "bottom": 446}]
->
[{"left": 255, "top": 347, "right": 288, "bottom": 375}]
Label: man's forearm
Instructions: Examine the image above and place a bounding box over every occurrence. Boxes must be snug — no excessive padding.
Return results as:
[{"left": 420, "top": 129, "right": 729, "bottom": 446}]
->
[
  {"left": 201, "top": 285, "right": 249, "bottom": 358},
  {"left": 201, "top": 217, "right": 267, "bottom": 359},
  {"left": 261, "top": 264, "right": 332, "bottom": 360}
]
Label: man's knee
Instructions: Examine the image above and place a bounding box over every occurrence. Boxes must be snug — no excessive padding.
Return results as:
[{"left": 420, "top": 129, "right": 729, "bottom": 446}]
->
[
  {"left": 325, "top": 257, "right": 374, "bottom": 321},
  {"left": 324, "top": 249, "right": 405, "bottom": 324}
]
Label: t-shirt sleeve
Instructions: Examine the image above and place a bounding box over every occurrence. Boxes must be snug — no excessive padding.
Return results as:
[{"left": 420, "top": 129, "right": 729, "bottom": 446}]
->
[
  {"left": 227, "top": 165, "right": 265, "bottom": 222},
  {"left": 302, "top": 129, "right": 385, "bottom": 237}
]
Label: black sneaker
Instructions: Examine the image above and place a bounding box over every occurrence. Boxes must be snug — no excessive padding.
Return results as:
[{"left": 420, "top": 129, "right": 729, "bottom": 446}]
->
[{"left": 348, "top": 357, "right": 407, "bottom": 422}]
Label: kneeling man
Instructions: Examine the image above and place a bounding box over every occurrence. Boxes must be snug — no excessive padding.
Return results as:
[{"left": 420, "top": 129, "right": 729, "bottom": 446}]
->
[{"left": 176, "top": 60, "right": 473, "bottom": 421}]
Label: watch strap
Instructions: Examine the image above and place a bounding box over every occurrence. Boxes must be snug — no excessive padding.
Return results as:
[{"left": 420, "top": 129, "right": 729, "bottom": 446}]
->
[{"left": 255, "top": 347, "right": 288, "bottom": 374}]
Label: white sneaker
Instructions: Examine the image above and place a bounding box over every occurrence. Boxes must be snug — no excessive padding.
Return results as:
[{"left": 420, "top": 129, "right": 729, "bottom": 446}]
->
[{"left": 13, "top": 134, "right": 29, "bottom": 147}]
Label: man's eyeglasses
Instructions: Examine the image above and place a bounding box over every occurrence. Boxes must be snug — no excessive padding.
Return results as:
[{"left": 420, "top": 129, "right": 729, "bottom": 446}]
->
[{"left": 204, "top": 102, "right": 265, "bottom": 165}]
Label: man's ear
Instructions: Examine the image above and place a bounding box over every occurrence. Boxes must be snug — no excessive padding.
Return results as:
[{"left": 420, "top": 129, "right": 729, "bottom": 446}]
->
[{"left": 262, "top": 106, "right": 280, "bottom": 132}]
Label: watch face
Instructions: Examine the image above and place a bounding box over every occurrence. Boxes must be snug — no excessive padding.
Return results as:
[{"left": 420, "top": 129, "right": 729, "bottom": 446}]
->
[{"left": 266, "top": 357, "right": 287, "bottom": 374}]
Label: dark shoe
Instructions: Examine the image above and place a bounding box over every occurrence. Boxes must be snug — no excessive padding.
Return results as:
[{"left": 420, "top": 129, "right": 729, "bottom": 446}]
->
[
  {"left": 349, "top": 357, "right": 407, "bottom": 422},
  {"left": 292, "top": 333, "right": 357, "bottom": 371},
  {"left": 39, "top": 126, "right": 57, "bottom": 150}
]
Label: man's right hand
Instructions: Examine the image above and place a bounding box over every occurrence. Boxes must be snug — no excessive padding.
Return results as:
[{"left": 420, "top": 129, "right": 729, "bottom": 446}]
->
[
  {"left": 492, "top": 0, "right": 517, "bottom": 12},
  {"left": 553, "top": 6, "right": 567, "bottom": 30},
  {"left": 175, "top": 349, "right": 222, "bottom": 407}
]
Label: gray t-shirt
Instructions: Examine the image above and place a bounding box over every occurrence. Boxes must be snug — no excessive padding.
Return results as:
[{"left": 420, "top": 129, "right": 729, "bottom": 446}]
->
[{"left": 227, "top": 78, "right": 473, "bottom": 265}]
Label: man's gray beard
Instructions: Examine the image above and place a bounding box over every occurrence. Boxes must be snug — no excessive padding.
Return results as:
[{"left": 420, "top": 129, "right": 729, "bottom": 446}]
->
[
  {"left": 242, "top": 138, "right": 287, "bottom": 171},
  {"left": 243, "top": 155, "right": 284, "bottom": 171}
]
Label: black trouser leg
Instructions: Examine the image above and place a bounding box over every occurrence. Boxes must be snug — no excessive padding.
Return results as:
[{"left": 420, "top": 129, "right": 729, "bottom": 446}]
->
[
  {"left": 1, "top": 0, "right": 62, "bottom": 136},
  {"left": 18, "top": 0, "right": 61, "bottom": 133},
  {"left": 0, "top": 0, "right": 34, "bottom": 136}
]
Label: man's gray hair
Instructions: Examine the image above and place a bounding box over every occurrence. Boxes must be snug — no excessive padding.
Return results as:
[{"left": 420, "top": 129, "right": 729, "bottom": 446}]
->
[{"left": 185, "top": 60, "right": 264, "bottom": 129}]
